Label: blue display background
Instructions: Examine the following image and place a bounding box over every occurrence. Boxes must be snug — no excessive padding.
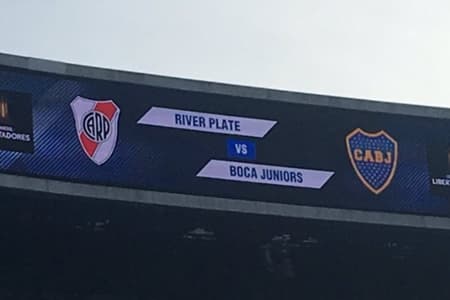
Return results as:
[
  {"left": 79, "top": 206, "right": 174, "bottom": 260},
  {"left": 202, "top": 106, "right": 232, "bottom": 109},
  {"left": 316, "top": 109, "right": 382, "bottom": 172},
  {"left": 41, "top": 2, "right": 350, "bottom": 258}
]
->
[
  {"left": 227, "top": 139, "right": 256, "bottom": 160},
  {"left": 0, "top": 66, "right": 448, "bottom": 217}
]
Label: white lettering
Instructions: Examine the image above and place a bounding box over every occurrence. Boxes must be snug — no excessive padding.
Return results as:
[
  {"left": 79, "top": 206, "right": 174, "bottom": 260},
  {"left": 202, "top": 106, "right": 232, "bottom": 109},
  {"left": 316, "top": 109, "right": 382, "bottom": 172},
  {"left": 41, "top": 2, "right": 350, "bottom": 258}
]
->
[
  {"left": 234, "top": 144, "right": 247, "bottom": 155},
  {"left": 432, "top": 178, "right": 450, "bottom": 186},
  {"left": 197, "top": 160, "right": 334, "bottom": 189},
  {"left": 0, "top": 130, "right": 31, "bottom": 142}
]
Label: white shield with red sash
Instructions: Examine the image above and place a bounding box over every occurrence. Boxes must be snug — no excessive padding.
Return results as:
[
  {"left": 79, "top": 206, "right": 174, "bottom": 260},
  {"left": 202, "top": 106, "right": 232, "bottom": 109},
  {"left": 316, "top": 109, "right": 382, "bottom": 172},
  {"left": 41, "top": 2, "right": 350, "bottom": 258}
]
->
[{"left": 71, "top": 96, "right": 120, "bottom": 165}]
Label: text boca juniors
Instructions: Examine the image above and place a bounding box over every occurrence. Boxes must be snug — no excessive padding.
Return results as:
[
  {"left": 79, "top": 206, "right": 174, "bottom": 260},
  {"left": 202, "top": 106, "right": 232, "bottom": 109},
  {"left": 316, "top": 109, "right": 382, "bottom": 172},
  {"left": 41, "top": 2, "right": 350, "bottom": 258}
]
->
[
  {"left": 197, "top": 160, "right": 334, "bottom": 189},
  {"left": 229, "top": 165, "right": 303, "bottom": 183}
]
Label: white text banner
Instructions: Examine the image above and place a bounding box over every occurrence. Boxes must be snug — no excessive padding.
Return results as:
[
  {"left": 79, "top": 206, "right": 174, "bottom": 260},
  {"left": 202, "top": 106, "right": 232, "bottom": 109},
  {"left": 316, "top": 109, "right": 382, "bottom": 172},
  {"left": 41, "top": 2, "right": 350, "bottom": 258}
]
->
[
  {"left": 197, "top": 160, "right": 334, "bottom": 189},
  {"left": 138, "top": 107, "right": 277, "bottom": 137}
]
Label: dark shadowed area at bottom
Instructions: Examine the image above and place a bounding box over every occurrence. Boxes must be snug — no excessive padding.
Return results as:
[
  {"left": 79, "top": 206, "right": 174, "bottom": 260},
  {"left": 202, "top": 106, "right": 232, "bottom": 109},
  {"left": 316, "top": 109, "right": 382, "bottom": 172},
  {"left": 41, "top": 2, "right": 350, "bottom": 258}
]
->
[{"left": 0, "top": 187, "right": 449, "bottom": 300}]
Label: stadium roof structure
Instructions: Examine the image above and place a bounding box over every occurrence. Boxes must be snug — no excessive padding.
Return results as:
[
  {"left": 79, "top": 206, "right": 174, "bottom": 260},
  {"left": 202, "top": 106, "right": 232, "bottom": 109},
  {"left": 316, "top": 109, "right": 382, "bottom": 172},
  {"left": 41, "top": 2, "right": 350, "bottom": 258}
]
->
[{"left": 0, "top": 52, "right": 449, "bottom": 231}]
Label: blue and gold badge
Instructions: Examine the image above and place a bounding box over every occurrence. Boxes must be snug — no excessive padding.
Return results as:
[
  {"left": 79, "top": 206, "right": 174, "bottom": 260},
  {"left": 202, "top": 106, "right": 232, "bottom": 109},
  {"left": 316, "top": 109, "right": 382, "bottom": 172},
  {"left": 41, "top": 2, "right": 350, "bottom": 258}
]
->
[{"left": 346, "top": 128, "right": 398, "bottom": 194}]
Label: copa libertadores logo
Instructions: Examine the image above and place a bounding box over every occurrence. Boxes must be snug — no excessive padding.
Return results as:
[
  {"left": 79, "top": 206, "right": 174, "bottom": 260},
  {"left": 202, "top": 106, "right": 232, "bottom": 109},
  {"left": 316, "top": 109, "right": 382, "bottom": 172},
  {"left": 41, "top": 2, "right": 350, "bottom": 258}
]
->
[
  {"left": 71, "top": 96, "right": 120, "bottom": 165},
  {"left": 0, "top": 90, "right": 34, "bottom": 153},
  {"left": 346, "top": 128, "right": 398, "bottom": 194}
]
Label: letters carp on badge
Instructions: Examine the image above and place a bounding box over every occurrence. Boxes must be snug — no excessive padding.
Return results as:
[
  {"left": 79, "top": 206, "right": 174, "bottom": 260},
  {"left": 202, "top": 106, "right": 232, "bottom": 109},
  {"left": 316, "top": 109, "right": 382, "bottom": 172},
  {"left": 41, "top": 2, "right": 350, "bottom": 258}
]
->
[
  {"left": 346, "top": 128, "right": 398, "bottom": 194},
  {"left": 71, "top": 96, "right": 120, "bottom": 165}
]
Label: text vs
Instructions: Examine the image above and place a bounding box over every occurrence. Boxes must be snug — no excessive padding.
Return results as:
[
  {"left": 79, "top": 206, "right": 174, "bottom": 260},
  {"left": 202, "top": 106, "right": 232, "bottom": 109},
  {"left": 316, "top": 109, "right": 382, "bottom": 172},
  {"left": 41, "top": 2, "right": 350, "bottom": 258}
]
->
[{"left": 227, "top": 139, "right": 256, "bottom": 160}]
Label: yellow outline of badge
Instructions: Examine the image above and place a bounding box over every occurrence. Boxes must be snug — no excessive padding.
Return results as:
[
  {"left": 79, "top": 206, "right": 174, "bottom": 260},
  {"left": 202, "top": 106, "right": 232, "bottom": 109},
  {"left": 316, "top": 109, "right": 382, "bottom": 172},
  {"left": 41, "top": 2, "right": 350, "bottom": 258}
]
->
[{"left": 345, "top": 128, "right": 398, "bottom": 195}]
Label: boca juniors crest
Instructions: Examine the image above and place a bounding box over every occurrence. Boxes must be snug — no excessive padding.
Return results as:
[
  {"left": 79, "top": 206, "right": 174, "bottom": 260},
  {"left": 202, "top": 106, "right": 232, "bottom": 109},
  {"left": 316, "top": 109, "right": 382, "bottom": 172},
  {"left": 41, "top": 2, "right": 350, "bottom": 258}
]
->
[
  {"left": 71, "top": 96, "right": 120, "bottom": 165},
  {"left": 346, "top": 128, "right": 398, "bottom": 194}
]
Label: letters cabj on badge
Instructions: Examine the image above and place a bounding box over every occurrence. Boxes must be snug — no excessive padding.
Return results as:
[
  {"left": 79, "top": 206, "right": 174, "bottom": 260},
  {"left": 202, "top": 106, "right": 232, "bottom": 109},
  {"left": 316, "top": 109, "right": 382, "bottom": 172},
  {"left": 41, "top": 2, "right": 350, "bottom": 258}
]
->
[
  {"left": 346, "top": 128, "right": 398, "bottom": 194},
  {"left": 71, "top": 96, "right": 120, "bottom": 165}
]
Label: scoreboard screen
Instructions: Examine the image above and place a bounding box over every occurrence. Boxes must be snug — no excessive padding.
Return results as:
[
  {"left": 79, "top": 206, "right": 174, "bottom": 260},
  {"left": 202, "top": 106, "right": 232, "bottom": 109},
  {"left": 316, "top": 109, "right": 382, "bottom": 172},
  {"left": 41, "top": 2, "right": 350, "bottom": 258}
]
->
[{"left": 0, "top": 65, "right": 449, "bottom": 217}]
